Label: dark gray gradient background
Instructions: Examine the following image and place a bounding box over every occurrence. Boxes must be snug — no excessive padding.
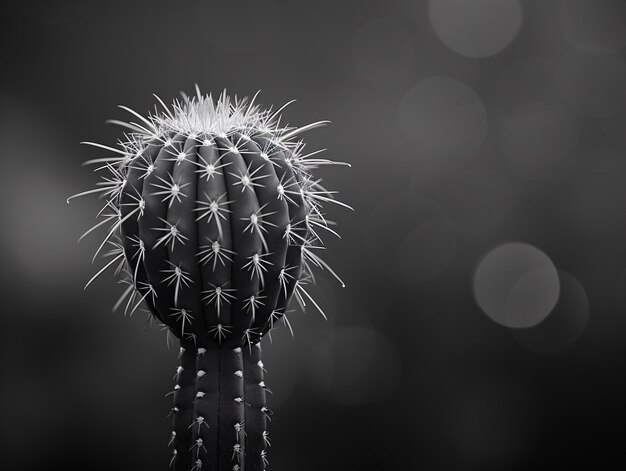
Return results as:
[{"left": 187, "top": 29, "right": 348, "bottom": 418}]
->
[{"left": 1, "top": 0, "right": 626, "bottom": 469}]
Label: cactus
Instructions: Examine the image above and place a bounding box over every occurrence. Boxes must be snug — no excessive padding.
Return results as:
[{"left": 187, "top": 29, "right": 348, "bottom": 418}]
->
[{"left": 69, "top": 88, "right": 350, "bottom": 470}]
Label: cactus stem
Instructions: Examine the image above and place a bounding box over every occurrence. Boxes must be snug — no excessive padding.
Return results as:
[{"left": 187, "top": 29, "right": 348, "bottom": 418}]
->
[
  {"left": 170, "top": 308, "right": 194, "bottom": 338},
  {"left": 120, "top": 190, "right": 145, "bottom": 219},
  {"left": 190, "top": 437, "right": 207, "bottom": 456},
  {"left": 127, "top": 233, "right": 145, "bottom": 259},
  {"left": 152, "top": 219, "right": 188, "bottom": 251},
  {"left": 164, "top": 384, "right": 181, "bottom": 398},
  {"left": 232, "top": 444, "right": 244, "bottom": 461},
  {"left": 169, "top": 449, "right": 177, "bottom": 468},
  {"left": 90, "top": 209, "right": 133, "bottom": 263},
  {"left": 193, "top": 191, "right": 233, "bottom": 236},
  {"left": 307, "top": 215, "right": 342, "bottom": 239},
  {"left": 163, "top": 146, "right": 190, "bottom": 165},
  {"left": 283, "top": 222, "right": 306, "bottom": 245},
  {"left": 234, "top": 422, "right": 247, "bottom": 440},
  {"left": 174, "top": 365, "right": 184, "bottom": 379},
  {"left": 197, "top": 238, "right": 235, "bottom": 270},
  {"left": 275, "top": 174, "right": 299, "bottom": 205},
  {"left": 278, "top": 267, "right": 295, "bottom": 296},
  {"left": 241, "top": 203, "right": 278, "bottom": 252},
  {"left": 77, "top": 89, "right": 350, "bottom": 469},
  {"left": 243, "top": 295, "right": 265, "bottom": 323},
  {"left": 150, "top": 170, "right": 187, "bottom": 199},
  {"left": 264, "top": 309, "right": 294, "bottom": 340},
  {"left": 202, "top": 284, "right": 236, "bottom": 319},
  {"left": 241, "top": 328, "right": 260, "bottom": 351},
  {"left": 209, "top": 323, "right": 232, "bottom": 344},
  {"left": 128, "top": 282, "right": 156, "bottom": 316},
  {"left": 132, "top": 155, "right": 157, "bottom": 180},
  {"left": 262, "top": 431, "right": 271, "bottom": 447},
  {"left": 189, "top": 416, "right": 209, "bottom": 432},
  {"left": 160, "top": 261, "right": 193, "bottom": 306},
  {"left": 229, "top": 163, "right": 270, "bottom": 193}
]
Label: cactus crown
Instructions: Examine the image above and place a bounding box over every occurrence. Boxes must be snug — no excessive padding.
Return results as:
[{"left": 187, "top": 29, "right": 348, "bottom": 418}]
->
[
  {"left": 150, "top": 90, "right": 275, "bottom": 136},
  {"left": 71, "top": 87, "right": 350, "bottom": 348}
]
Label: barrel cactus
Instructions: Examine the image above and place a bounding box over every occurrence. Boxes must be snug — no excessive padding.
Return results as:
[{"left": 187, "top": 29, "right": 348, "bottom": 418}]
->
[{"left": 69, "top": 88, "right": 350, "bottom": 470}]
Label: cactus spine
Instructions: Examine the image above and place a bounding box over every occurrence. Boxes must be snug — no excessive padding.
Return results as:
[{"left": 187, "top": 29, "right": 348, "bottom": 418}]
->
[{"left": 70, "top": 88, "right": 350, "bottom": 470}]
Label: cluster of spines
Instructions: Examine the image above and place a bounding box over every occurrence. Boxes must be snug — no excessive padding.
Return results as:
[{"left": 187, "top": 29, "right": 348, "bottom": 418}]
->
[
  {"left": 169, "top": 342, "right": 271, "bottom": 471},
  {"left": 70, "top": 88, "right": 351, "bottom": 346}
]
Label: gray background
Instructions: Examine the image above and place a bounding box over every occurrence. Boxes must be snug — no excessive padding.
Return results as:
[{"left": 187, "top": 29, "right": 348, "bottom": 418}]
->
[{"left": 1, "top": 0, "right": 626, "bottom": 469}]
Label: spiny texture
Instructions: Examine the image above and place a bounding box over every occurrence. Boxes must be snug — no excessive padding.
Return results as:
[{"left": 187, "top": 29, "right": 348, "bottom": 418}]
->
[{"left": 71, "top": 89, "right": 350, "bottom": 470}]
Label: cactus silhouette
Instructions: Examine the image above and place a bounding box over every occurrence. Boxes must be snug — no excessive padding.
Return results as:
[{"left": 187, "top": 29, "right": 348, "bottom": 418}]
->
[{"left": 69, "top": 88, "right": 350, "bottom": 470}]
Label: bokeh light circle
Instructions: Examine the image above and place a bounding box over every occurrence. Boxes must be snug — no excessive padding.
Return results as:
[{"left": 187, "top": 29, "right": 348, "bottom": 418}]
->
[
  {"left": 428, "top": 0, "right": 523, "bottom": 58},
  {"left": 500, "top": 103, "right": 579, "bottom": 181},
  {"left": 352, "top": 19, "right": 414, "bottom": 86},
  {"left": 555, "top": 49, "right": 626, "bottom": 118},
  {"left": 413, "top": 28, "right": 480, "bottom": 86},
  {"left": 398, "top": 76, "right": 487, "bottom": 151},
  {"left": 473, "top": 243, "right": 560, "bottom": 329},
  {"left": 512, "top": 270, "right": 589, "bottom": 354},
  {"left": 559, "top": 0, "right": 626, "bottom": 55},
  {"left": 197, "top": 0, "right": 278, "bottom": 53}
]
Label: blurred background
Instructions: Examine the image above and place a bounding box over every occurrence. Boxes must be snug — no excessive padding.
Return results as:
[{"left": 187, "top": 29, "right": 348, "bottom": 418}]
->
[{"left": 1, "top": 0, "right": 626, "bottom": 469}]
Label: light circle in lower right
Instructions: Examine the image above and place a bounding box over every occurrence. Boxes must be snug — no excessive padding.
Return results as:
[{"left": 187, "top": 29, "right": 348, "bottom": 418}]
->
[
  {"left": 473, "top": 242, "right": 560, "bottom": 329},
  {"left": 511, "top": 270, "right": 589, "bottom": 354}
]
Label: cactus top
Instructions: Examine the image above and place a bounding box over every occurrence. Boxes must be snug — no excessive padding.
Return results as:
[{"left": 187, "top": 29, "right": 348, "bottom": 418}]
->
[
  {"left": 72, "top": 88, "right": 350, "bottom": 348},
  {"left": 150, "top": 90, "right": 289, "bottom": 137}
]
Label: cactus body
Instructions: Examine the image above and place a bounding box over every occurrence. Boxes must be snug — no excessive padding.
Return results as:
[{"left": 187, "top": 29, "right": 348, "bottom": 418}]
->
[{"left": 71, "top": 89, "right": 350, "bottom": 470}]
